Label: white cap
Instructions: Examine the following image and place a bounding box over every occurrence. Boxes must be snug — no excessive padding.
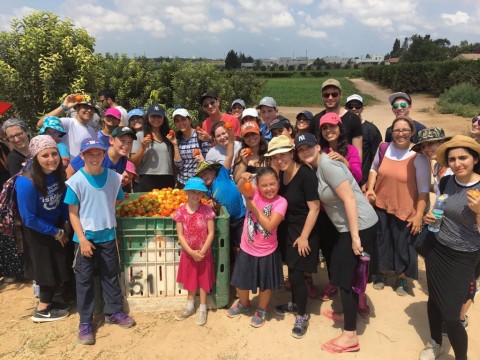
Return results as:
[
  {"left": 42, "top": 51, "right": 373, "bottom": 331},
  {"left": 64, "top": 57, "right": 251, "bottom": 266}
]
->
[
  {"left": 241, "top": 108, "right": 258, "bottom": 119},
  {"left": 346, "top": 94, "right": 363, "bottom": 104},
  {"left": 172, "top": 108, "right": 190, "bottom": 118}
]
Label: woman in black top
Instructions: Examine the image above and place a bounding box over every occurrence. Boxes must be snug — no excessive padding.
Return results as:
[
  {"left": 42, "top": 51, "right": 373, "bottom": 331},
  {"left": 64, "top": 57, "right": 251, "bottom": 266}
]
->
[{"left": 2, "top": 118, "right": 30, "bottom": 176}]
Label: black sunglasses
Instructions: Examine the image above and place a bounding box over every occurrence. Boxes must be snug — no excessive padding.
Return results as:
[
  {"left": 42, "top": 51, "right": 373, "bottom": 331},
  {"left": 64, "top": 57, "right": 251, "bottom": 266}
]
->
[
  {"left": 202, "top": 99, "right": 216, "bottom": 108},
  {"left": 346, "top": 103, "right": 363, "bottom": 110},
  {"left": 322, "top": 92, "right": 339, "bottom": 99}
]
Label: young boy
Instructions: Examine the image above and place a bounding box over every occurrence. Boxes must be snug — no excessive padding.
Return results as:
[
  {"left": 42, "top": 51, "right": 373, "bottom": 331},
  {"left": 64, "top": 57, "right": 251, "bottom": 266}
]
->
[
  {"left": 256, "top": 96, "right": 279, "bottom": 141},
  {"left": 65, "top": 137, "right": 135, "bottom": 345}
]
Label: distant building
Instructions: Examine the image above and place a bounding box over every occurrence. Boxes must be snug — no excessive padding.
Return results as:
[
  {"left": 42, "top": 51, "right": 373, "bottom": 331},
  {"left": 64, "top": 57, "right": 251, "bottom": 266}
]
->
[
  {"left": 323, "top": 56, "right": 351, "bottom": 66},
  {"left": 385, "top": 58, "right": 400, "bottom": 65},
  {"left": 242, "top": 56, "right": 309, "bottom": 70},
  {"left": 354, "top": 54, "right": 383, "bottom": 66},
  {"left": 453, "top": 54, "right": 480, "bottom": 61}
]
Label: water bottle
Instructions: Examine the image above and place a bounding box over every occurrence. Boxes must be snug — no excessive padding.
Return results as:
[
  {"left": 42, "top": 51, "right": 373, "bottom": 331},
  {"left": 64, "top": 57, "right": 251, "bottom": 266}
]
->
[
  {"left": 428, "top": 194, "right": 448, "bottom": 233},
  {"left": 352, "top": 252, "right": 370, "bottom": 294}
]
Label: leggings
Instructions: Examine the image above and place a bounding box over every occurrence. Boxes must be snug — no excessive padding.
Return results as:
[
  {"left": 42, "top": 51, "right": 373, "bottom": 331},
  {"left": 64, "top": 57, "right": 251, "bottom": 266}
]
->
[
  {"left": 39, "top": 285, "right": 57, "bottom": 304},
  {"left": 289, "top": 268, "right": 307, "bottom": 315},
  {"left": 428, "top": 298, "right": 467, "bottom": 360},
  {"left": 340, "top": 287, "right": 358, "bottom": 331}
]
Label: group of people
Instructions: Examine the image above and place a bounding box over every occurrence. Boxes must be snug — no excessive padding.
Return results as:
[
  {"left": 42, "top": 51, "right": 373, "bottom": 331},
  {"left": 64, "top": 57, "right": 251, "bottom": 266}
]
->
[{"left": 0, "top": 80, "right": 478, "bottom": 358}]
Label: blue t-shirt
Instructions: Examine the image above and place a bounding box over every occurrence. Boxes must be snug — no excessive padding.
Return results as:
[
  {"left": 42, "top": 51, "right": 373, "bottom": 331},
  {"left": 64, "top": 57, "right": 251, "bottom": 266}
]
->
[
  {"left": 64, "top": 168, "right": 124, "bottom": 243},
  {"left": 58, "top": 142, "right": 70, "bottom": 159},
  {"left": 97, "top": 131, "right": 111, "bottom": 149},
  {"left": 260, "top": 123, "right": 272, "bottom": 142},
  {"left": 70, "top": 152, "right": 127, "bottom": 174}
]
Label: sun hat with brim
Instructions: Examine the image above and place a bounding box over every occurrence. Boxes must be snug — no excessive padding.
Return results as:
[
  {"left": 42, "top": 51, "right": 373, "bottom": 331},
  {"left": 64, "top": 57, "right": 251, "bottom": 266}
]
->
[
  {"left": 411, "top": 127, "right": 452, "bottom": 152},
  {"left": 38, "top": 116, "right": 66, "bottom": 137},
  {"left": 436, "top": 135, "right": 480, "bottom": 168},
  {"left": 183, "top": 176, "right": 208, "bottom": 192},
  {"left": 195, "top": 161, "right": 222, "bottom": 176},
  {"left": 264, "top": 135, "right": 294, "bottom": 157},
  {"left": 74, "top": 99, "right": 100, "bottom": 115}
]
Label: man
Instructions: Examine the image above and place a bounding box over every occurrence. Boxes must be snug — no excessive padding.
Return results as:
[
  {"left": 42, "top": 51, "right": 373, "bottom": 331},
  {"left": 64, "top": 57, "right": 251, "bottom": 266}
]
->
[
  {"left": 38, "top": 94, "right": 99, "bottom": 158},
  {"left": 384, "top": 92, "right": 426, "bottom": 143},
  {"left": 345, "top": 94, "right": 382, "bottom": 190},
  {"left": 199, "top": 92, "right": 241, "bottom": 139},
  {"left": 312, "top": 79, "right": 363, "bottom": 158},
  {"left": 98, "top": 89, "right": 129, "bottom": 127}
]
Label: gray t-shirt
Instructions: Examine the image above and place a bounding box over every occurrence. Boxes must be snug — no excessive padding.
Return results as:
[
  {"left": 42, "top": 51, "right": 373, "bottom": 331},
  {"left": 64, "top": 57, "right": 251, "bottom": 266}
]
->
[
  {"left": 317, "top": 153, "right": 378, "bottom": 232},
  {"left": 205, "top": 141, "right": 242, "bottom": 168},
  {"left": 132, "top": 131, "right": 173, "bottom": 175}
]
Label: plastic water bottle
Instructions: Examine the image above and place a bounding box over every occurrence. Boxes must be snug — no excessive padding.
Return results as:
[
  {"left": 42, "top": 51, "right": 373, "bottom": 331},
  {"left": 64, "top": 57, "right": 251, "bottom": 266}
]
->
[
  {"left": 428, "top": 194, "right": 448, "bottom": 233},
  {"left": 352, "top": 252, "right": 370, "bottom": 294}
]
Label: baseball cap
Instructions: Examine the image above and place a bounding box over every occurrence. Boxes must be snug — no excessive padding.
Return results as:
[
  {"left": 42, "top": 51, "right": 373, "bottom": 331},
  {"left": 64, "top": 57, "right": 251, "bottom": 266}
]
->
[
  {"left": 296, "top": 110, "right": 313, "bottom": 121},
  {"left": 241, "top": 108, "right": 258, "bottom": 120},
  {"left": 231, "top": 99, "right": 246, "bottom": 109},
  {"left": 294, "top": 133, "right": 318, "bottom": 149},
  {"left": 199, "top": 92, "right": 218, "bottom": 104},
  {"left": 265, "top": 135, "right": 294, "bottom": 157},
  {"left": 38, "top": 116, "right": 66, "bottom": 137},
  {"left": 104, "top": 107, "right": 121, "bottom": 120},
  {"left": 346, "top": 94, "right": 363, "bottom": 105},
  {"left": 388, "top": 92, "right": 412, "bottom": 105},
  {"left": 241, "top": 121, "right": 260, "bottom": 137},
  {"left": 322, "top": 79, "right": 342, "bottom": 91},
  {"left": 269, "top": 115, "right": 291, "bottom": 130},
  {"left": 80, "top": 137, "right": 106, "bottom": 153},
  {"left": 183, "top": 176, "right": 208, "bottom": 192},
  {"left": 111, "top": 126, "right": 137, "bottom": 140},
  {"left": 172, "top": 108, "right": 190, "bottom": 119},
  {"left": 146, "top": 104, "right": 165, "bottom": 117},
  {"left": 256, "top": 96, "right": 277, "bottom": 109},
  {"left": 127, "top": 109, "right": 144, "bottom": 120},
  {"left": 320, "top": 113, "right": 342, "bottom": 127}
]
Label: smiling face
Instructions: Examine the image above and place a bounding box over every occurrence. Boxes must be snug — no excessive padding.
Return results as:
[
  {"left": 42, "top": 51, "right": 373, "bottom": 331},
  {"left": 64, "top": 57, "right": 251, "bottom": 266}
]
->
[
  {"left": 231, "top": 104, "right": 244, "bottom": 118},
  {"left": 296, "top": 144, "right": 320, "bottom": 167},
  {"left": 447, "top": 147, "right": 478, "bottom": 181},
  {"left": 5, "top": 125, "right": 29, "bottom": 152},
  {"left": 243, "top": 132, "right": 260, "bottom": 148},
  {"left": 322, "top": 86, "right": 341, "bottom": 110},
  {"left": 256, "top": 173, "right": 279, "bottom": 200},
  {"left": 109, "top": 135, "right": 134, "bottom": 157},
  {"left": 420, "top": 140, "right": 444, "bottom": 160},
  {"left": 259, "top": 106, "right": 278, "bottom": 125},
  {"left": 198, "top": 168, "right": 216, "bottom": 187},
  {"left": 129, "top": 116, "right": 144, "bottom": 132},
  {"left": 271, "top": 151, "right": 293, "bottom": 171},
  {"left": 80, "top": 148, "right": 106, "bottom": 173},
  {"left": 186, "top": 189, "right": 204, "bottom": 205},
  {"left": 391, "top": 119, "right": 413, "bottom": 148},
  {"left": 148, "top": 115, "right": 164, "bottom": 129},
  {"left": 391, "top": 98, "right": 411, "bottom": 119},
  {"left": 321, "top": 123, "right": 340, "bottom": 143},
  {"left": 76, "top": 104, "right": 95, "bottom": 124},
  {"left": 173, "top": 115, "right": 192, "bottom": 132},
  {"left": 36, "top": 148, "right": 60, "bottom": 174},
  {"left": 202, "top": 97, "right": 220, "bottom": 116},
  {"left": 103, "top": 115, "right": 120, "bottom": 129},
  {"left": 213, "top": 126, "right": 229, "bottom": 148},
  {"left": 471, "top": 117, "right": 480, "bottom": 137},
  {"left": 295, "top": 116, "right": 310, "bottom": 131}
]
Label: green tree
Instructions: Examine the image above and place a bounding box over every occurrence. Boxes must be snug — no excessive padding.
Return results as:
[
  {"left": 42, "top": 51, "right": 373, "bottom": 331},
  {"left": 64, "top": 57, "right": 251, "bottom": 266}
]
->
[
  {"left": 253, "top": 59, "right": 262, "bottom": 70},
  {"left": 401, "top": 34, "right": 449, "bottom": 62},
  {"left": 225, "top": 50, "right": 240, "bottom": 70},
  {"left": 0, "top": 11, "right": 99, "bottom": 127}
]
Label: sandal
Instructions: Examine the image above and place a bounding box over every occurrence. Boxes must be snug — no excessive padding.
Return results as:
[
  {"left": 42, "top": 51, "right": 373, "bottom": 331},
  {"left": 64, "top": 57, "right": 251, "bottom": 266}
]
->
[
  {"left": 321, "top": 309, "right": 344, "bottom": 323},
  {"left": 321, "top": 339, "right": 360, "bottom": 354}
]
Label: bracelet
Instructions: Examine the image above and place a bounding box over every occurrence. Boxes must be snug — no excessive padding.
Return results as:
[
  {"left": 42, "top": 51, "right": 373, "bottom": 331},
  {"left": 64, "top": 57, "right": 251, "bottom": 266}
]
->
[
  {"left": 55, "top": 228, "right": 65, "bottom": 240},
  {"left": 61, "top": 104, "right": 69, "bottom": 112}
]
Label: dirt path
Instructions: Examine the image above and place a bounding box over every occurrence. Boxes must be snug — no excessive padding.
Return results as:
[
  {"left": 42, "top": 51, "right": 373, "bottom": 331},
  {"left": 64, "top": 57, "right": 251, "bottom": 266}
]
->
[{"left": 0, "top": 79, "right": 478, "bottom": 360}]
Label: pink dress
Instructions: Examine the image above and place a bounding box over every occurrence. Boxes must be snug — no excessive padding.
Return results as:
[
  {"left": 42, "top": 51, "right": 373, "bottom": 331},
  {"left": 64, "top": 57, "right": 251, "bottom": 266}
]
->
[{"left": 174, "top": 204, "right": 216, "bottom": 292}]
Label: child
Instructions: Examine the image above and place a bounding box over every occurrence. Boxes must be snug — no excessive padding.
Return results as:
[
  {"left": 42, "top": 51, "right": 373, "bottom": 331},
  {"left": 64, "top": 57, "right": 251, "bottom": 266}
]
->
[
  {"left": 256, "top": 96, "right": 279, "bottom": 141},
  {"left": 174, "top": 177, "right": 216, "bottom": 326},
  {"left": 122, "top": 160, "right": 138, "bottom": 193},
  {"left": 227, "top": 167, "right": 287, "bottom": 327},
  {"left": 64, "top": 137, "right": 135, "bottom": 345},
  {"left": 38, "top": 116, "right": 70, "bottom": 167}
]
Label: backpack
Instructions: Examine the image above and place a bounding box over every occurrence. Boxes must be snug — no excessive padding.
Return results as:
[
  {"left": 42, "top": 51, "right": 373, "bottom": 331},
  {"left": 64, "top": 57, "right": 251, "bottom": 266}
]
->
[{"left": 0, "top": 170, "right": 22, "bottom": 237}]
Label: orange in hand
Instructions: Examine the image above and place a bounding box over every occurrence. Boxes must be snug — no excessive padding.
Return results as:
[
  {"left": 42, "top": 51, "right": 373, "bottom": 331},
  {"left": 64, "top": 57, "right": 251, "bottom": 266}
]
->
[
  {"left": 196, "top": 126, "right": 202, "bottom": 132},
  {"left": 224, "top": 122, "right": 233, "bottom": 129},
  {"left": 244, "top": 182, "right": 252, "bottom": 191},
  {"left": 75, "top": 94, "right": 83, "bottom": 103},
  {"left": 244, "top": 148, "right": 252, "bottom": 155},
  {"left": 193, "top": 149, "right": 200, "bottom": 156},
  {"left": 145, "top": 134, "right": 152, "bottom": 140},
  {"left": 169, "top": 130, "right": 174, "bottom": 136},
  {"left": 468, "top": 189, "right": 480, "bottom": 198}
]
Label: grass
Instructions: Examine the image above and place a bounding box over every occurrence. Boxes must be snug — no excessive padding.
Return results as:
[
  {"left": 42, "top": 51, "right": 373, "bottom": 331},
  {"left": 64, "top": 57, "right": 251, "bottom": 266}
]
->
[
  {"left": 259, "top": 77, "right": 374, "bottom": 107},
  {"left": 437, "top": 83, "right": 480, "bottom": 118}
]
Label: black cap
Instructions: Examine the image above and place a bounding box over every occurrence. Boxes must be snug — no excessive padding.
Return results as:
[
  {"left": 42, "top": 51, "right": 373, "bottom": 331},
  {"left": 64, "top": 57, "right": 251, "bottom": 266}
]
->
[
  {"left": 296, "top": 110, "right": 313, "bottom": 121},
  {"left": 269, "top": 115, "right": 291, "bottom": 130},
  {"left": 294, "top": 133, "right": 317, "bottom": 148},
  {"left": 111, "top": 126, "right": 137, "bottom": 140},
  {"left": 146, "top": 104, "right": 165, "bottom": 117},
  {"left": 199, "top": 92, "right": 217, "bottom": 104}
]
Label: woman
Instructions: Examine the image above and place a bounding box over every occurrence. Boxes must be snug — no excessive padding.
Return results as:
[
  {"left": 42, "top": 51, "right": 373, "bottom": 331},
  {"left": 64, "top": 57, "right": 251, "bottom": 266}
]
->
[
  {"left": 230, "top": 99, "right": 246, "bottom": 121},
  {"left": 295, "top": 132, "right": 378, "bottom": 352},
  {"left": 419, "top": 135, "right": 480, "bottom": 360},
  {"left": 241, "top": 108, "right": 261, "bottom": 126},
  {"left": 128, "top": 109, "right": 144, "bottom": 133},
  {"left": 266, "top": 135, "right": 320, "bottom": 339},
  {"left": 2, "top": 118, "right": 30, "bottom": 176},
  {"left": 16, "top": 135, "right": 71, "bottom": 322},
  {"left": 233, "top": 121, "right": 269, "bottom": 183},
  {"left": 205, "top": 122, "right": 242, "bottom": 170},
  {"left": 366, "top": 117, "right": 430, "bottom": 296},
  {"left": 130, "top": 104, "right": 175, "bottom": 191},
  {"left": 294, "top": 110, "right": 314, "bottom": 137},
  {"left": 169, "top": 108, "right": 210, "bottom": 188},
  {"left": 470, "top": 114, "right": 480, "bottom": 144}
]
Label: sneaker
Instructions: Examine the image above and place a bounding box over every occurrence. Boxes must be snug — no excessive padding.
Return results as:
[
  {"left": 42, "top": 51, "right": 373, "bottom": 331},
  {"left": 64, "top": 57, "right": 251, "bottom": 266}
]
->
[
  {"left": 196, "top": 309, "right": 207, "bottom": 326},
  {"left": 51, "top": 301, "right": 71, "bottom": 312},
  {"left": 305, "top": 277, "right": 318, "bottom": 299},
  {"left": 395, "top": 278, "right": 408, "bottom": 296},
  {"left": 419, "top": 339, "right": 443, "bottom": 360},
  {"left": 274, "top": 302, "right": 297, "bottom": 316},
  {"left": 357, "top": 293, "right": 371, "bottom": 318},
  {"left": 372, "top": 275, "right": 386, "bottom": 290},
  {"left": 175, "top": 307, "right": 195, "bottom": 321},
  {"left": 442, "top": 316, "right": 468, "bottom": 336},
  {"left": 31, "top": 306, "right": 69, "bottom": 323},
  {"left": 291, "top": 314, "right": 310, "bottom": 339},
  {"left": 320, "top": 283, "right": 338, "bottom": 301},
  {"left": 250, "top": 308, "right": 267, "bottom": 328},
  {"left": 227, "top": 301, "right": 251, "bottom": 318},
  {"left": 105, "top": 312, "right": 136, "bottom": 328},
  {"left": 77, "top": 323, "right": 95, "bottom": 345}
]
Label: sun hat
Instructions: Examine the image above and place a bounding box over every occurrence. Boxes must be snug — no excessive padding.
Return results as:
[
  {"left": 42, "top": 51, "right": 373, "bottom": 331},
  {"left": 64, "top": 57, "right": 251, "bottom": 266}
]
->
[
  {"left": 231, "top": 99, "right": 246, "bottom": 109},
  {"left": 320, "top": 112, "right": 342, "bottom": 127},
  {"left": 296, "top": 110, "right": 313, "bottom": 121},
  {"left": 388, "top": 92, "right": 412, "bottom": 105},
  {"left": 241, "top": 108, "right": 258, "bottom": 120},
  {"left": 322, "top": 79, "right": 342, "bottom": 91},
  {"left": 199, "top": 92, "right": 218, "bottom": 104},
  {"left": 183, "top": 176, "right": 208, "bottom": 192},
  {"left": 241, "top": 121, "right": 260, "bottom": 137},
  {"left": 436, "top": 135, "right": 480, "bottom": 168},
  {"left": 29, "top": 135, "right": 58, "bottom": 158},
  {"left": 411, "top": 127, "right": 452, "bottom": 152},
  {"left": 269, "top": 115, "right": 292, "bottom": 130},
  {"left": 80, "top": 137, "right": 106, "bottom": 153},
  {"left": 264, "top": 135, "right": 294, "bottom": 157},
  {"left": 294, "top": 133, "right": 318, "bottom": 149},
  {"left": 111, "top": 126, "right": 137, "bottom": 140},
  {"left": 74, "top": 94, "right": 100, "bottom": 115},
  {"left": 128, "top": 109, "right": 144, "bottom": 120},
  {"left": 195, "top": 161, "right": 222, "bottom": 176},
  {"left": 346, "top": 94, "right": 363, "bottom": 105},
  {"left": 104, "top": 108, "right": 121, "bottom": 120},
  {"left": 125, "top": 160, "right": 138, "bottom": 177},
  {"left": 38, "top": 116, "right": 66, "bottom": 137},
  {"left": 172, "top": 108, "right": 190, "bottom": 119},
  {"left": 256, "top": 96, "right": 277, "bottom": 109}
]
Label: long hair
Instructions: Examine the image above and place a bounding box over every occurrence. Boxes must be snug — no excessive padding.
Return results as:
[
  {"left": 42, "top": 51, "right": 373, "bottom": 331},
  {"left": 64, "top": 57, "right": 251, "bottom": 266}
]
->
[
  {"left": 446, "top": 147, "right": 480, "bottom": 174},
  {"left": 319, "top": 122, "right": 349, "bottom": 157},
  {"left": 234, "top": 133, "right": 269, "bottom": 168},
  {"left": 28, "top": 152, "right": 65, "bottom": 197}
]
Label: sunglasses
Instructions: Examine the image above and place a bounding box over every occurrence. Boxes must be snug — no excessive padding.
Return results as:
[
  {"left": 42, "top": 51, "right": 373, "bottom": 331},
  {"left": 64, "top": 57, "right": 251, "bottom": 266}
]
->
[
  {"left": 202, "top": 99, "right": 216, "bottom": 108},
  {"left": 296, "top": 117, "right": 310, "bottom": 122},
  {"left": 322, "top": 92, "right": 339, "bottom": 99},
  {"left": 392, "top": 102, "right": 408, "bottom": 109},
  {"left": 471, "top": 117, "right": 480, "bottom": 124},
  {"left": 346, "top": 103, "right": 362, "bottom": 110}
]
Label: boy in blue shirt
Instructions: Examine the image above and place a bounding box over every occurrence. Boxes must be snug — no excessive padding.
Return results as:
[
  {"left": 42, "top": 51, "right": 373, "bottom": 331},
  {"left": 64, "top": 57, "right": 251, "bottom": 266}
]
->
[{"left": 65, "top": 137, "right": 135, "bottom": 345}]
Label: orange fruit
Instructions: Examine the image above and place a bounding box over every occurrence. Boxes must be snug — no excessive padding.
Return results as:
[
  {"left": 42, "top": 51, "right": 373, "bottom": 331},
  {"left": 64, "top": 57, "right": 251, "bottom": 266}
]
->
[
  {"left": 196, "top": 126, "right": 202, "bottom": 132},
  {"left": 224, "top": 122, "right": 233, "bottom": 129},
  {"left": 244, "top": 148, "right": 252, "bottom": 155},
  {"left": 169, "top": 130, "right": 174, "bottom": 136},
  {"left": 244, "top": 182, "right": 252, "bottom": 191},
  {"left": 145, "top": 134, "right": 152, "bottom": 140},
  {"left": 74, "top": 94, "right": 83, "bottom": 102},
  {"left": 193, "top": 148, "right": 200, "bottom": 156}
]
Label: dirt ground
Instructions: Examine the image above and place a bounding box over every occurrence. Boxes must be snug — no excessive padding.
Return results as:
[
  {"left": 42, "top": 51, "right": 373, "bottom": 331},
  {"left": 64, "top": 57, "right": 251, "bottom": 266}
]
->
[{"left": 1, "top": 79, "right": 478, "bottom": 360}]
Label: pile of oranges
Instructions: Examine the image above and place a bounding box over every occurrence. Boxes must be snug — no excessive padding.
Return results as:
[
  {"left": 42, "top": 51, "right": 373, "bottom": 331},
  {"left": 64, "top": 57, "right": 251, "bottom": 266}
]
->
[{"left": 116, "top": 188, "right": 188, "bottom": 218}]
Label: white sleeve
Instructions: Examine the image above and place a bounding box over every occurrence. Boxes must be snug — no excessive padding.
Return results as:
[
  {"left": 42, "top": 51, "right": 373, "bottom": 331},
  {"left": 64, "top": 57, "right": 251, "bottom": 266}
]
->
[
  {"left": 370, "top": 147, "right": 380, "bottom": 172},
  {"left": 414, "top": 154, "right": 431, "bottom": 193}
]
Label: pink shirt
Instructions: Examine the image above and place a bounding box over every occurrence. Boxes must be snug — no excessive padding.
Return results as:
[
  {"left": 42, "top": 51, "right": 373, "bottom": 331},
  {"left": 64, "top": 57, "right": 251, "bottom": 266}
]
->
[
  {"left": 202, "top": 113, "right": 241, "bottom": 137},
  {"left": 173, "top": 204, "right": 216, "bottom": 250},
  {"left": 240, "top": 188, "right": 287, "bottom": 257}
]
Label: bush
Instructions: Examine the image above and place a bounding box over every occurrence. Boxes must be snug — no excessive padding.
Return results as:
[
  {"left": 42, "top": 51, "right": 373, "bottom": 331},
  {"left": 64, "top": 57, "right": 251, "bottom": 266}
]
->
[{"left": 437, "top": 83, "right": 480, "bottom": 117}]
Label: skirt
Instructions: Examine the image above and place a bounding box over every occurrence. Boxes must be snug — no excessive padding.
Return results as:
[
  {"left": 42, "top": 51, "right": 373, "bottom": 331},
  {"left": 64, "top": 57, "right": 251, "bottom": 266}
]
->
[
  {"left": 176, "top": 250, "right": 215, "bottom": 292},
  {"left": 231, "top": 248, "right": 283, "bottom": 293}
]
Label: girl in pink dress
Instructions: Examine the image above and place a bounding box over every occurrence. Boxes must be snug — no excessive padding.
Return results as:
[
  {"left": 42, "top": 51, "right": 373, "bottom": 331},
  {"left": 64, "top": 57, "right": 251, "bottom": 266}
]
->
[{"left": 174, "top": 177, "right": 216, "bottom": 326}]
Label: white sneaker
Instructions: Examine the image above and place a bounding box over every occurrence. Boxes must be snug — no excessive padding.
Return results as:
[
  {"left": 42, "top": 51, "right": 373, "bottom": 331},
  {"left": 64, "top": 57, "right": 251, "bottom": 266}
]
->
[
  {"left": 196, "top": 309, "right": 207, "bottom": 326},
  {"left": 175, "top": 307, "right": 195, "bottom": 321},
  {"left": 419, "top": 339, "right": 443, "bottom": 360}
]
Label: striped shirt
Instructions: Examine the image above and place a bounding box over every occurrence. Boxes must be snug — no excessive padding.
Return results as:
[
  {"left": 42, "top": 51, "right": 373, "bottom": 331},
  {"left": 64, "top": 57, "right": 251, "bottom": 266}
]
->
[{"left": 175, "top": 130, "right": 211, "bottom": 185}]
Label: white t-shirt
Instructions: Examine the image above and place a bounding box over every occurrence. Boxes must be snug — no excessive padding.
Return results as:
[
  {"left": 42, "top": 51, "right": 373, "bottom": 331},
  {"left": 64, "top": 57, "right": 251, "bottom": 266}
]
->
[
  {"left": 115, "top": 106, "right": 129, "bottom": 126},
  {"left": 206, "top": 141, "right": 242, "bottom": 169},
  {"left": 60, "top": 117, "right": 98, "bottom": 158}
]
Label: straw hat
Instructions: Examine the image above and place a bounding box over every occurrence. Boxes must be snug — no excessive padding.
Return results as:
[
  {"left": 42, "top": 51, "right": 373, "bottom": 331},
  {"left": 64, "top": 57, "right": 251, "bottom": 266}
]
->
[
  {"left": 264, "top": 135, "right": 294, "bottom": 157},
  {"left": 436, "top": 135, "right": 480, "bottom": 168}
]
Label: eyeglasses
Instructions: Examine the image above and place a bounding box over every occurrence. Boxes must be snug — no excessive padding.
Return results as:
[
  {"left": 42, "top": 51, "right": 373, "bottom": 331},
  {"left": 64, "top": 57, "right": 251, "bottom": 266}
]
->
[
  {"left": 392, "top": 102, "right": 408, "bottom": 109},
  {"left": 6, "top": 131, "right": 25, "bottom": 141},
  {"left": 392, "top": 128, "right": 412, "bottom": 134},
  {"left": 202, "top": 99, "right": 216, "bottom": 109},
  {"left": 346, "top": 103, "right": 363, "bottom": 110},
  {"left": 322, "top": 92, "right": 339, "bottom": 99},
  {"left": 79, "top": 104, "right": 94, "bottom": 111}
]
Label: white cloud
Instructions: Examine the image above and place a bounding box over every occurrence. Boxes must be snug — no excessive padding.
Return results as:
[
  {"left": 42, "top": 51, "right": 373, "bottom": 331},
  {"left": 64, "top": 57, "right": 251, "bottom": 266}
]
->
[
  {"left": 0, "top": 6, "right": 36, "bottom": 31},
  {"left": 441, "top": 11, "right": 469, "bottom": 25},
  {"left": 297, "top": 28, "right": 327, "bottom": 39},
  {"left": 207, "top": 19, "right": 235, "bottom": 33},
  {"left": 303, "top": 14, "right": 345, "bottom": 28}
]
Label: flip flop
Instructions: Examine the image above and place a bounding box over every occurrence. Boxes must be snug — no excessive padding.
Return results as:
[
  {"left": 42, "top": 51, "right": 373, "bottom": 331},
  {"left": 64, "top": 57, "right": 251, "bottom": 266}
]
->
[
  {"left": 321, "top": 309, "right": 344, "bottom": 323},
  {"left": 321, "top": 339, "right": 360, "bottom": 354}
]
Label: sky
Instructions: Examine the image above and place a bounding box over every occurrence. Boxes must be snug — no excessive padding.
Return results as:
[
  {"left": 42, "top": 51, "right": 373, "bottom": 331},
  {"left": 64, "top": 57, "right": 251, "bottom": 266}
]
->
[{"left": 1, "top": 0, "right": 479, "bottom": 60}]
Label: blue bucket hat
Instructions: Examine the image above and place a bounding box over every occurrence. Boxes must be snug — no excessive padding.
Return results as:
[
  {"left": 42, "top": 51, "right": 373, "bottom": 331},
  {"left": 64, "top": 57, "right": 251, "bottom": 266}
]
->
[
  {"left": 38, "top": 116, "right": 66, "bottom": 137},
  {"left": 128, "top": 108, "right": 144, "bottom": 120},
  {"left": 183, "top": 177, "right": 208, "bottom": 192}
]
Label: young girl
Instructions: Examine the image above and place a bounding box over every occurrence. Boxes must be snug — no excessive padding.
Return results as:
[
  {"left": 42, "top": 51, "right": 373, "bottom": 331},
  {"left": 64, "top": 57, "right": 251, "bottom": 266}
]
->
[
  {"left": 37, "top": 116, "right": 70, "bottom": 167},
  {"left": 227, "top": 167, "right": 287, "bottom": 328},
  {"left": 174, "top": 177, "right": 216, "bottom": 326}
]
